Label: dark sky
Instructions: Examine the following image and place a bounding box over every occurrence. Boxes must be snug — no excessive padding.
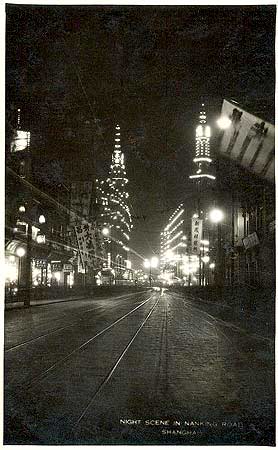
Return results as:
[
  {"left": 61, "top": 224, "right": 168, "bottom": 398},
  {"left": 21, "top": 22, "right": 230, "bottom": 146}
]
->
[{"left": 6, "top": 4, "right": 276, "bottom": 263}]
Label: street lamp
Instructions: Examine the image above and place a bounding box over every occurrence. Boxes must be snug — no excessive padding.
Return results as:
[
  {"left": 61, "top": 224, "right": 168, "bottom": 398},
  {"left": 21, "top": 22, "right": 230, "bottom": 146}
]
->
[
  {"left": 16, "top": 204, "right": 48, "bottom": 306},
  {"left": 16, "top": 247, "right": 26, "bottom": 258},
  {"left": 102, "top": 227, "right": 110, "bottom": 236},
  {"left": 216, "top": 116, "right": 232, "bottom": 130},
  {"left": 101, "top": 227, "right": 112, "bottom": 273},
  {"left": 200, "top": 239, "right": 210, "bottom": 285},
  {"left": 209, "top": 208, "right": 224, "bottom": 224},
  {"left": 15, "top": 246, "right": 26, "bottom": 290},
  {"left": 209, "top": 208, "right": 224, "bottom": 287},
  {"left": 144, "top": 256, "right": 159, "bottom": 287}
]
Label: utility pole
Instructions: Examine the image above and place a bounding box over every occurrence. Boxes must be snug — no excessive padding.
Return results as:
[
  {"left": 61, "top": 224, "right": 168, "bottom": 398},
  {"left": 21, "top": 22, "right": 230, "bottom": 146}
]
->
[
  {"left": 24, "top": 220, "right": 32, "bottom": 307},
  {"left": 197, "top": 190, "right": 202, "bottom": 287},
  {"left": 231, "top": 191, "right": 235, "bottom": 286},
  {"left": 149, "top": 266, "right": 152, "bottom": 288}
]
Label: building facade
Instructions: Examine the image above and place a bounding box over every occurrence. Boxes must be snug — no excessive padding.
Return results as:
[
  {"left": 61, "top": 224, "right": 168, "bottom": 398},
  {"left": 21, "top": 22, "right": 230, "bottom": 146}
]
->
[
  {"left": 5, "top": 168, "right": 75, "bottom": 297},
  {"left": 160, "top": 204, "right": 189, "bottom": 285},
  {"left": 5, "top": 108, "right": 100, "bottom": 299},
  {"left": 215, "top": 99, "right": 275, "bottom": 288}
]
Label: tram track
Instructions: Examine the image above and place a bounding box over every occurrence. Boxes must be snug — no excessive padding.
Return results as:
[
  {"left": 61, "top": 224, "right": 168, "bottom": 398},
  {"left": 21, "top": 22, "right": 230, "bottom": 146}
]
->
[
  {"left": 5, "top": 291, "right": 150, "bottom": 353},
  {"left": 14, "top": 292, "right": 157, "bottom": 389},
  {"left": 71, "top": 295, "right": 160, "bottom": 431}
]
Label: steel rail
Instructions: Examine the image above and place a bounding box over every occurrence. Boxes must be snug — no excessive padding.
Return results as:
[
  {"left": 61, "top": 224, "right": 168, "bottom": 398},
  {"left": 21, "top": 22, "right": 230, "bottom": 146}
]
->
[
  {"left": 5, "top": 292, "right": 149, "bottom": 352},
  {"left": 23, "top": 292, "right": 156, "bottom": 388},
  {"left": 71, "top": 295, "right": 160, "bottom": 431}
]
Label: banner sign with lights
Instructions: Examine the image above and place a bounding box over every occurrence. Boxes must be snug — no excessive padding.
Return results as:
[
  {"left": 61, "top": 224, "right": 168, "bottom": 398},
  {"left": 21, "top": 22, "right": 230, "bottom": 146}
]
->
[
  {"left": 70, "top": 182, "right": 93, "bottom": 226},
  {"left": 218, "top": 99, "right": 274, "bottom": 183},
  {"left": 191, "top": 218, "right": 203, "bottom": 254},
  {"left": 74, "top": 222, "right": 105, "bottom": 269}
]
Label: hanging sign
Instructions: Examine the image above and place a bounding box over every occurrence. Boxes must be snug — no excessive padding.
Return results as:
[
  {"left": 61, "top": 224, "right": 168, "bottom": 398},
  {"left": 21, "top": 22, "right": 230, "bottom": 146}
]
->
[
  {"left": 75, "top": 221, "right": 104, "bottom": 269},
  {"left": 242, "top": 232, "right": 260, "bottom": 250},
  {"left": 63, "top": 263, "right": 73, "bottom": 272},
  {"left": 70, "top": 181, "right": 93, "bottom": 226},
  {"left": 191, "top": 218, "right": 203, "bottom": 254},
  {"left": 35, "top": 259, "right": 48, "bottom": 269},
  {"left": 51, "top": 261, "right": 63, "bottom": 272}
]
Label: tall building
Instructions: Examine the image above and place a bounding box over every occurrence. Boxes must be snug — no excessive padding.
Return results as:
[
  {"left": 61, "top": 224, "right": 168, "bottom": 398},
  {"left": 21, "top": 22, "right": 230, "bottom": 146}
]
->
[
  {"left": 189, "top": 103, "right": 215, "bottom": 183},
  {"left": 96, "top": 125, "right": 133, "bottom": 283},
  {"left": 185, "top": 104, "right": 217, "bottom": 282}
]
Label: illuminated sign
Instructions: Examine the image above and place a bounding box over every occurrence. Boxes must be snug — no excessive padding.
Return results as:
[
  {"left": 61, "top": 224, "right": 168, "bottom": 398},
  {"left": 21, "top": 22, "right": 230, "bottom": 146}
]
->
[
  {"left": 70, "top": 181, "right": 93, "bottom": 225},
  {"left": 63, "top": 264, "right": 73, "bottom": 272},
  {"left": 51, "top": 262, "right": 63, "bottom": 272},
  {"left": 191, "top": 218, "right": 203, "bottom": 254},
  {"left": 35, "top": 259, "right": 47, "bottom": 269},
  {"left": 10, "top": 130, "right": 30, "bottom": 152}
]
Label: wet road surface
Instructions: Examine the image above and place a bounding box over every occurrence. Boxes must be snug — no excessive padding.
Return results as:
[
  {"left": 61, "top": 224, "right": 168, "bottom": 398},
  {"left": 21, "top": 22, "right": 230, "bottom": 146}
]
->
[{"left": 4, "top": 289, "right": 275, "bottom": 445}]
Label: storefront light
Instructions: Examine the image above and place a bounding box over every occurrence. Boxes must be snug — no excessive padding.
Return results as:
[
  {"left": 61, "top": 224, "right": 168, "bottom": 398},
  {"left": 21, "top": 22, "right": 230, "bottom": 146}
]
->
[
  {"left": 5, "top": 261, "right": 17, "bottom": 282},
  {"left": 69, "top": 273, "right": 74, "bottom": 287},
  {"left": 33, "top": 268, "right": 41, "bottom": 277},
  {"left": 36, "top": 233, "right": 46, "bottom": 244},
  {"left": 202, "top": 256, "right": 210, "bottom": 264},
  {"left": 53, "top": 272, "right": 61, "bottom": 281}
]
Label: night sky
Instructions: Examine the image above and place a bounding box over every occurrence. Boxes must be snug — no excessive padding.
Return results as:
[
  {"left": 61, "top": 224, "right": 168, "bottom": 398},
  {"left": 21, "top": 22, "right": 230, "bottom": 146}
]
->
[{"left": 6, "top": 4, "right": 275, "bottom": 264}]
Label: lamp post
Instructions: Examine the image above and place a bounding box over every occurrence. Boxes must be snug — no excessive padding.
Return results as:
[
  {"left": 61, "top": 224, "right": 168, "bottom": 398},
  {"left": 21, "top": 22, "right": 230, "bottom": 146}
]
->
[
  {"left": 209, "top": 262, "right": 215, "bottom": 285},
  {"left": 102, "top": 227, "right": 111, "bottom": 265},
  {"left": 200, "top": 240, "right": 210, "bottom": 286},
  {"left": 16, "top": 205, "right": 47, "bottom": 307},
  {"left": 102, "top": 227, "right": 113, "bottom": 284},
  {"left": 144, "top": 256, "right": 159, "bottom": 287},
  {"left": 16, "top": 246, "right": 25, "bottom": 290},
  {"left": 209, "top": 208, "right": 224, "bottom": 287}
]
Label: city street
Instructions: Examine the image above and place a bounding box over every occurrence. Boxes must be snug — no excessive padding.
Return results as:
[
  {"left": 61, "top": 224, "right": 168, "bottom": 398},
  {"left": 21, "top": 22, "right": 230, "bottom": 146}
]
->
[{"left": 4, "top": 289, "right": 274, "bottom": 445}]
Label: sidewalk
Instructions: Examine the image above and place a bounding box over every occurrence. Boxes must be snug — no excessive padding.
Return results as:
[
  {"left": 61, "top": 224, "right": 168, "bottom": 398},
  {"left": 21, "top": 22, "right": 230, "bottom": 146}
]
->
[
  {"left": 171, "top": 286, "right": 275, "bottom": 341},
  {"left": 5, "top": 288, "right": 149, "bottom": 311},
  {"left": 5, "top": 295, "right": 91, "bottom": 311}
]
